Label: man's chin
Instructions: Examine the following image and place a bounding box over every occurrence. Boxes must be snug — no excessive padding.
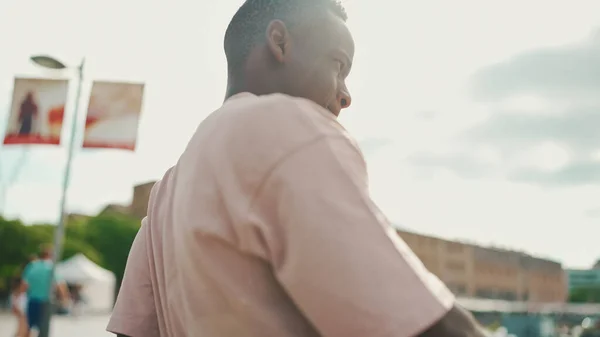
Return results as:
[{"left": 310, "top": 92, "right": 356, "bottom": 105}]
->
[
  {"left": 327, "top": 108, "right": 340, "bottom": 117},
  {"left": 324, "top": 104, "right": 340, "bottom": 117}
]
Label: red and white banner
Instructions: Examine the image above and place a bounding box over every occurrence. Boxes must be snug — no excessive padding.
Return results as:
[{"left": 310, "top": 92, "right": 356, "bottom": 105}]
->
[
  {"left": 3, "top": 78, "right": 68, "bottom": 145},
  {"left": 83, "top": 81, "right": 144, "bottom": 151}
]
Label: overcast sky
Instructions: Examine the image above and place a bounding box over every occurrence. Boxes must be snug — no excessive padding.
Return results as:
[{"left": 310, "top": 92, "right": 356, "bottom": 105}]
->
[{"left": 0, "top": 0, "right": 598, "bottom": 268}]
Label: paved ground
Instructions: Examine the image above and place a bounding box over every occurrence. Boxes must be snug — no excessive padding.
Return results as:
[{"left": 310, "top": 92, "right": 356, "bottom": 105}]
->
[{"left": 0, "top": 313, "right": 112, "bottom": 337}]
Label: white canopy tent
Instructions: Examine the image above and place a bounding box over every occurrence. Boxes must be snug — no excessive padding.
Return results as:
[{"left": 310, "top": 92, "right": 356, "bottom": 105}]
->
[{"left": 56, "top": 253, "right": 116, "bottom": 313}]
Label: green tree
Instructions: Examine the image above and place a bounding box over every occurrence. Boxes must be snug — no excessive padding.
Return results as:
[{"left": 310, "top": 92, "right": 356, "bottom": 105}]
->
[
  {"left": 0, "top": 218, "right": 53, "bottom": 299},
  {"left": 65, "top": 216, "right": 89, "bottom": 242},
  {"left": 569, "top": 287, "right": 600, "bottom": 303},
  {"left": 25, "top": 224, "right": 54, "bottom": 248},
  {"left": 0, "top": 219, "right": 55, "bottom": 277},
  {"left": 0, "top": 213, "right": 141, "bottom": 303},
  {"left": 61, "top": 238, "right": 103, "bottom": 265},
  {"left": 0, "top": 218, "right": 31, "bottom": 278},
  {"left": 84, "top": 212, "right": 140, "bottom": 292},
  {"left": 61, "top": 216, "right": 103, "bottom": 264}
]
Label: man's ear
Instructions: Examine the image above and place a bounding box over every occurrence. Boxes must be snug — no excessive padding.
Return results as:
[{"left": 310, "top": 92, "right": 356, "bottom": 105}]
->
[{"left": 266, "top": 20, "right": 289, "bottom": 63}]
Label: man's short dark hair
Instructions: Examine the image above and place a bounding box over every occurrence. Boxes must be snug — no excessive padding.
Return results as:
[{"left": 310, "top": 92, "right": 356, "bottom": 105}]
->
[
  {"left": 39, "top": 244, "right": 52, "bottom": 259},
  {"left": 224, "top": 0, "right": 347, "bottom": 75}
]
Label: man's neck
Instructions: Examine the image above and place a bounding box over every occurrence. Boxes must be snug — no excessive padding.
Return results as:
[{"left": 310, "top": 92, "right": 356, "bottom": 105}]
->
[
  {"left": 225, "top": 75, "right": 283, "bottom": 102},
  {"left": 225, "top": 77, "right": 247, "bottom": 101}
]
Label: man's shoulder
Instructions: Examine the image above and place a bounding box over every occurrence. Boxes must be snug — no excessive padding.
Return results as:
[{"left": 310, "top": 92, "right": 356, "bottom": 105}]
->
[
  {"left": 180, "top": 92, "right": 361, "bottom": 181},
  {"left": 24, "top": 260, "right": 40, "bottom": 272},
  {"left": 177, "top": 92, "right": 361, "bottom": 198},
  {"left": 182, "top": 93, "right": 350, "bottom": 165},
  {"left": 222, "top": 93, "right": 345, "bottom": 140},
  {"left": 27, "top": 260, "right": 52, "bottom": 272}
]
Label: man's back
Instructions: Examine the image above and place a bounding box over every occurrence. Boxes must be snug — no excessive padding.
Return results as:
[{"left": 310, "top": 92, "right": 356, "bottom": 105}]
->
[{"left": 109, "top": 93, "right": 455, "bottom": 337}]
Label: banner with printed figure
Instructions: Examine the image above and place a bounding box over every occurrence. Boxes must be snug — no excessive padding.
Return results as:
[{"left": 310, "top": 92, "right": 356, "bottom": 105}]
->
[
  {"left": 83, "top": 81, "right": 144, "bottom": 151},
  {"left": 3, "top": 78, "right": 69, "bottom": 145}
]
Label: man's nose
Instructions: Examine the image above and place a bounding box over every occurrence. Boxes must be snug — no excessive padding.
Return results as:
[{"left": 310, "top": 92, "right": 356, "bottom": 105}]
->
[{"left": 339, "top": 90, "right": 352, "bottom": 109}]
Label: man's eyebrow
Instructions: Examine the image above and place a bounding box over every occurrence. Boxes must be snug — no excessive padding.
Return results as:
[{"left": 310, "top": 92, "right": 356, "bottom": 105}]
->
[
  {"left": 340, "top": 53, "right": 353, "bottom": 75},
  {"left": 332, "top": 49, "right": 353, "bottom": 69}
]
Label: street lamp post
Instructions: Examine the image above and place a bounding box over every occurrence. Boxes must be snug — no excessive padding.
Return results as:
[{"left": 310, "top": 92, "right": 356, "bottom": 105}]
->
[{"left": 30, "top": 55, "right": 85, "bottom": 337}]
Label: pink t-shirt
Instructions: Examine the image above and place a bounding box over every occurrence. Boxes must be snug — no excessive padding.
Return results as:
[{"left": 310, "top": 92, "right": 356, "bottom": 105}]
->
[{"left": 107, "top": 93, "right": 454, "bottom": 337}]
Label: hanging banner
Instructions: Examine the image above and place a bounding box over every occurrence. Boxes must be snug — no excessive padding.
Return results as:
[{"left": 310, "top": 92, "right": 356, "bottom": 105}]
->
[
  {"left": 3, "top": 78, "right": 68, "bottom": 145},
  {"left": 83, "top": 81, "right": 144, "bottom": 151}
]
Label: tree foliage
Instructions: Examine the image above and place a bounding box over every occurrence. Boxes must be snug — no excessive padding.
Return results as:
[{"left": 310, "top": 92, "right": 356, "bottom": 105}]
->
[
  {"left": 0, "top": 212, "right": 141, "bottom": 301},
  {"left": 83, "top": 212, "right": 140, "bottom": 283},
  {"left": 569, "top": 287, "right": 600, "bottom": 303}
]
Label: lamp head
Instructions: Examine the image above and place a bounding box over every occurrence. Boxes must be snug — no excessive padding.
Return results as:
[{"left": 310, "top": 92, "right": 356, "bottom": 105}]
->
[{"left": 30, "top": 55, "right": 67, "bottom": 70}]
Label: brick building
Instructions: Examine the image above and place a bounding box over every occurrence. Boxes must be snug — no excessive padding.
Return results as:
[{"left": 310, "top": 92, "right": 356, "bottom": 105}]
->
[
  {"left": 101, "top": 181, "right": 155, "bottom": 219},
  {"left": 130, "top": 182, "right": 155, "bottom": 219},
  {"left": 400, "top": 230, "right": 567, "bottom": 302},
  {"left": 123, "top": 182, "right": 568, "bottom": 303}
]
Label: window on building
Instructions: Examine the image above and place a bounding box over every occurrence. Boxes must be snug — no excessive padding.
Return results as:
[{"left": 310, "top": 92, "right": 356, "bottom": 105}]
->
[
  {"left": 447, "top": 283, "right": 467, "bottom": 296},
  {"left": 498, "top": 291, "right": 517, "bottom": 301},
  {"left": 447, "top": 261, "right": 465, "bottom": 272},
  {"left": 447, "top": 243, "right": 464, "bottom": 253},
  {"left": 475, "top": 289, "right": 495, "bottom": 299}
]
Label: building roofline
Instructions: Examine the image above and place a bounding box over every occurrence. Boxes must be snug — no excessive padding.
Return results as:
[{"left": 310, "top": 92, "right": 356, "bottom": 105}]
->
[{"left": 395, "top": 227, "right": 562, "bottom": 265}]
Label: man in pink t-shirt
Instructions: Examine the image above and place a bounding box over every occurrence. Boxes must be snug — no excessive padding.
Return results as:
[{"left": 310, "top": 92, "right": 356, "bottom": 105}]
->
[{"left": 108, "top": 0, "right": 486, "bottom": 336}]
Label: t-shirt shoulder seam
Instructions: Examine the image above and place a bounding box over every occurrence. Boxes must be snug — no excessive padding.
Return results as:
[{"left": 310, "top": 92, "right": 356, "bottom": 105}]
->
[
  {"left": 245, "top": 134, "right": 327, "bottom": 212},
  {"left": 245, "top": 133, "right": 357, "bottom": 215}
]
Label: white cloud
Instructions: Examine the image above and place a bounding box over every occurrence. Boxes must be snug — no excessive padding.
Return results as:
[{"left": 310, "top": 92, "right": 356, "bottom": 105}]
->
[
  {"left": 514, "top": 142, "right": 572, "bottom": 172},
  {"left": 472, "top": 146, "right": 502, "bottom": 166},
  {"left": 499, "top": 94, "right": 552, "bottom": 115}
]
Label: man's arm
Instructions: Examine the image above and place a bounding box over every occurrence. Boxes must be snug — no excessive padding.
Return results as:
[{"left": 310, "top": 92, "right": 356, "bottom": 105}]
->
[
  {"left": 106, "top": 222, "right": 160, "bottom": 337},
  {"left": 244, "top": 135, "right": 487, "bottom": 337},
  {"left": 54, "top": 282, "right": 71, "bottom": 306},
  {"left": 11, "top": 300, "right": 19, "bottom": 316},
  {"left": 52, "top": 271, "right": 70, "bottom": 305}
]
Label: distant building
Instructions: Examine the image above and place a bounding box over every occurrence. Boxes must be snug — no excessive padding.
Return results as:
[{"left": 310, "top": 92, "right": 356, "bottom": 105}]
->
[
  {"left": 100, "top": 181, "right": 155, "bottom": 219},
  {"left": 399, "top": 230, "right": 567, "bottom": 303},
  {"left": 130, "top": 182, "right": 155, "bottom": 219},
  {"left": 566, "top": 269, "right": 600, "bottom": 290},
  {"left": 101, "top": 204, "right": 131, "bottom": 215},
  {"left": 121, "top": 181, "right": 568, "bottom": 303}
]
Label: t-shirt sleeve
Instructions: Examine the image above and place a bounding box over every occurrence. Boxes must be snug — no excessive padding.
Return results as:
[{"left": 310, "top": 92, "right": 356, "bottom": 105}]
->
[
  {"left": 106, "top": 222, "right": 160, "bottom": 337},
  {"left": 245, "top": 135, "right": 455, "bottom": 337}
]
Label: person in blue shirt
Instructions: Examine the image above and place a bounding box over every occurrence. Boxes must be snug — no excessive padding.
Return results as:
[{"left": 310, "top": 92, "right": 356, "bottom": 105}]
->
[{"left": 22, "top": 245, "right": 69, "bottom": 334}]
